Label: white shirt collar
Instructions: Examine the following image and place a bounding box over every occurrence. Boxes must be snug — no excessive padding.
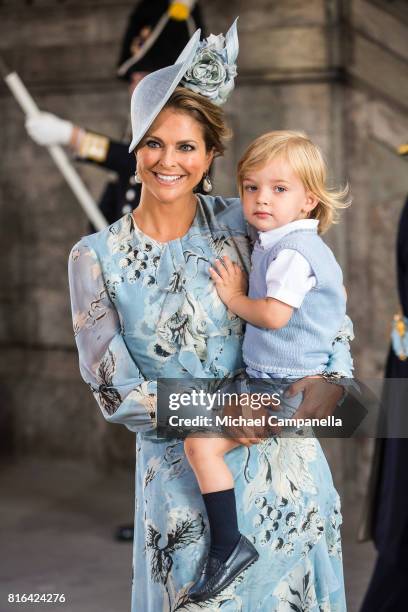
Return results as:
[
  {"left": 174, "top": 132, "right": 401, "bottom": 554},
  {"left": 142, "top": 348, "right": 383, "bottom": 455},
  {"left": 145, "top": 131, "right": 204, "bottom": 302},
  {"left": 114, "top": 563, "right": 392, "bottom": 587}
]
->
[{"left": 257, "top": 218, "right": 319, "bottom": 250}]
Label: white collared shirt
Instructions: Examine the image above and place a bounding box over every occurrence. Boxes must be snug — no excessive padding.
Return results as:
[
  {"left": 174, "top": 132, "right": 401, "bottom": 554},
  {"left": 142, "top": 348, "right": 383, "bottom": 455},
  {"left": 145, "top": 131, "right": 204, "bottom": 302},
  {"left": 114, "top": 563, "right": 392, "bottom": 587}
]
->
[{"left": 255, "top": 219, "right": 318, "bottom": 308}]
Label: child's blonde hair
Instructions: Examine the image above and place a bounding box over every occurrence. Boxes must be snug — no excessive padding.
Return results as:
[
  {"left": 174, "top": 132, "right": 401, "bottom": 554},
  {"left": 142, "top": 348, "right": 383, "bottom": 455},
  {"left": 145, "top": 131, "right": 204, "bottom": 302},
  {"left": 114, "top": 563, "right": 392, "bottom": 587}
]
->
[{"left": 237, "top": 130, "right": 351, "bottom": 234}]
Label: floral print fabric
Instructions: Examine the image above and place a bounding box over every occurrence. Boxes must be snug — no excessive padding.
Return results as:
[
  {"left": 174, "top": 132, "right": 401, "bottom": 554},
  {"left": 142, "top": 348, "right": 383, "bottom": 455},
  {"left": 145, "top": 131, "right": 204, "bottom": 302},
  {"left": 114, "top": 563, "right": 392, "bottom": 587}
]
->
[{"left": 68, "top": 195, "right": 351, "bottom": 611}]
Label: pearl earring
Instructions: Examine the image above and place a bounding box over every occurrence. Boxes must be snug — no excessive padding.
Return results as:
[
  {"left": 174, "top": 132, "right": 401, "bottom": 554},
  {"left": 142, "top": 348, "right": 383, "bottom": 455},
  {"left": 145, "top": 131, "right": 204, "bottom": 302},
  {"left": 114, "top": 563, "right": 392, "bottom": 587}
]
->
[
  {"left": 134, "top": 172, "right": 142, "bottom": 184},
  {"left": 202, "top": 173, "right": 213, "bottom": 193}
]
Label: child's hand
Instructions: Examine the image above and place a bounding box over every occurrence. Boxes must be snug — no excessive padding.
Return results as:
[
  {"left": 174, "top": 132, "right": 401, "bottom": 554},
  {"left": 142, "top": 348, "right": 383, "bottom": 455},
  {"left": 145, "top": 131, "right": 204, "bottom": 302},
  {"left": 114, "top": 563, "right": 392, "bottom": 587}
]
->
[{"left": 209, "top": 255, "right": 248, "bottom": 309}]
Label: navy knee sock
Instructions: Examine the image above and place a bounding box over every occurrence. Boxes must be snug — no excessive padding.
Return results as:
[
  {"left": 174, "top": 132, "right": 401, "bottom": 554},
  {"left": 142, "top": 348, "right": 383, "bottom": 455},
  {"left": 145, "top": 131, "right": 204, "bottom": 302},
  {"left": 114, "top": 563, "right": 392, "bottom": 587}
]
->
[{"left": 202, "top": 488, "right": 241, "bottom": 562}]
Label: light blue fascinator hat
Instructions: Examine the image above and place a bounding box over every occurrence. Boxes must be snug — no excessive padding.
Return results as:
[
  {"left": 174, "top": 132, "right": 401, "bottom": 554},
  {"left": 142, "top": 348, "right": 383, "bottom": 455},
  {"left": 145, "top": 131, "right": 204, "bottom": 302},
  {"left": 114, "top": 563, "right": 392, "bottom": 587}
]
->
[{"left": 128, "top": 18, "right": 239, "bottom": 153}]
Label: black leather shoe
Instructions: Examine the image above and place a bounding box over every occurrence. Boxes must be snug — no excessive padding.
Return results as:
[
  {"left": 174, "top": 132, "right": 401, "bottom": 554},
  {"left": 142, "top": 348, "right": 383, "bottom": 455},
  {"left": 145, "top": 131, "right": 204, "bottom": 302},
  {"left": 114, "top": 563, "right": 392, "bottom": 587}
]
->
[
  {"left": 188, "top": 535, "right": 259, "bottom": 603},
  {"left": 114, "top": 524, "right": 134, "bottom": 542},
  {"left": 188, "top": 556, "right": 222, "bottom": 600}
]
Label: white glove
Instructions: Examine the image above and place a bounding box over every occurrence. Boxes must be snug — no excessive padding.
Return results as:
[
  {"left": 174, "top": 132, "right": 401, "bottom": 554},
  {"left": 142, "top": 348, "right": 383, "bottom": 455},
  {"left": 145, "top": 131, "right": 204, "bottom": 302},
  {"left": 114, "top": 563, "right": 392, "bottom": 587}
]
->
[{"left": 25, "top": 112, "right": 74, "bottom": 146}]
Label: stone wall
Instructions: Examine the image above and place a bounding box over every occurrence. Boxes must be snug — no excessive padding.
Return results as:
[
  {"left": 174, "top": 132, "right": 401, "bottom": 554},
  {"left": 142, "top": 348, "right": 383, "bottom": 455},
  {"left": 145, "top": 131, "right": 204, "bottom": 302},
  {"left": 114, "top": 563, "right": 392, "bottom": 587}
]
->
[
  {"left": 1, "top": 1, "right": 407, "bottom": 475},
  {"left": 344, "top": 0, "right": 408, "bottom": 377},
  {"left": 0, "top": 0, "right": 138, "bottom": 466}
]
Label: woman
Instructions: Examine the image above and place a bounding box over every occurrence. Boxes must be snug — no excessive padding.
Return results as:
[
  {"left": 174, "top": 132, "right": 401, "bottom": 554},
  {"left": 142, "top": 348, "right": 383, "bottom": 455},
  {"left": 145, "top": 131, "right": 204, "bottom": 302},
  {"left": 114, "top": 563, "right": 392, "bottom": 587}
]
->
[{"left": 68, "top": 24, "right": 353, "bottom": 611}]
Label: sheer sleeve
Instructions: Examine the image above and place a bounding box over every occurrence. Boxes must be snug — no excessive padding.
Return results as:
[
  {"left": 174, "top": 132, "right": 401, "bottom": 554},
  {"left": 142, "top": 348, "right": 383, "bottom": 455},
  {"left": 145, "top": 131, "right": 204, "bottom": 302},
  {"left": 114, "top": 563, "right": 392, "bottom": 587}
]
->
[
  {"left": 68, "top": 240, "right": 157, "bottom": 432},
  {"left": 325, "top": 314, "right": 355, "bottom": 378}
]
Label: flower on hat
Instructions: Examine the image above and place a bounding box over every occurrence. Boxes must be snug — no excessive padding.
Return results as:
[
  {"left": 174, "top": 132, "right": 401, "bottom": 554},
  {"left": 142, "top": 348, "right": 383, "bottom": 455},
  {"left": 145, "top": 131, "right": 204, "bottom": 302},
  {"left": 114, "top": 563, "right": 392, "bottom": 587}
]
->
[{"left": 181, "top": 24, "right": 238, "bottom": 106}]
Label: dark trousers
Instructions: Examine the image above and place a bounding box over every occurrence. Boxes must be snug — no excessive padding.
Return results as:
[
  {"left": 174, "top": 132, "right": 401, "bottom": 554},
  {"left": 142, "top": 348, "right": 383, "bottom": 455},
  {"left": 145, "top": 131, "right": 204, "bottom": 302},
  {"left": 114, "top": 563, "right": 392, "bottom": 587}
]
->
[{"left": 360, "top": 554, "right": 408, "bottom": 611}]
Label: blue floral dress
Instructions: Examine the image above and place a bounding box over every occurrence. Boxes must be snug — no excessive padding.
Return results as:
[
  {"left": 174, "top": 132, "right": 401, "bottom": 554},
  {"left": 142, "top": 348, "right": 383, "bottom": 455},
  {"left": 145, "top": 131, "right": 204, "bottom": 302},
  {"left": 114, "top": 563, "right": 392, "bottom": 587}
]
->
[{"left": 68, "top": 195, "right": 353, "bottom": 612}]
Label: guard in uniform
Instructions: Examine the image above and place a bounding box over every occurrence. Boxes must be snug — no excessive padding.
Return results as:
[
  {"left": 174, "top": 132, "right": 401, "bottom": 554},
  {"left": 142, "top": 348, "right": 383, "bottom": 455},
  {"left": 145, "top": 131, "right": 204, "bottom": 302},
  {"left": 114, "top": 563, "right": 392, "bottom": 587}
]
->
[
  {"left": 360, "top": 142, "right": 408, "bottom": 611},
  {"left": 26, "top": 0, "right": 204, "bottom": 225},
  {"left": 24, "top": 1, "right": 204, "bottom": 540}
]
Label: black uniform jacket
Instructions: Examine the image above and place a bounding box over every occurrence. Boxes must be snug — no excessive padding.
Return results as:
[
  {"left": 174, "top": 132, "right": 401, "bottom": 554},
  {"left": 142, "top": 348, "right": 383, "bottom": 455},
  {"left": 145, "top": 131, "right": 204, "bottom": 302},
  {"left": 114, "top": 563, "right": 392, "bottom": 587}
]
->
[
  {"left": 362, "top": 197, "right": 408, "bottom": 568},
  {"left": 77, "top": 136, "right": 140, "bottom": 226}
]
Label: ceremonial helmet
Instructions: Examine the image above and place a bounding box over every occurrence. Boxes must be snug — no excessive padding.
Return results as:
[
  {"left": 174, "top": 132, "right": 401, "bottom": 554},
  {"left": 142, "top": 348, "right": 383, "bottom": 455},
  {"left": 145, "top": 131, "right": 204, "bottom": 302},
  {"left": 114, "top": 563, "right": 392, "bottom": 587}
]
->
[{"left": 117, "top": 0, "right": 205, "bottom": 81}]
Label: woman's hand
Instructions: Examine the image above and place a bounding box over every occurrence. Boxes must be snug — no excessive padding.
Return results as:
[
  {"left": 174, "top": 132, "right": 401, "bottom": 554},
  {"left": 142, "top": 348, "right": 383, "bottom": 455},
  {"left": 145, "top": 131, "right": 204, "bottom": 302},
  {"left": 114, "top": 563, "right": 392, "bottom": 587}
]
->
[
  {"left": 209, "top": 255, "right": 248, "bottom": 308},
  {"left": 288, "top": 375, "right": 343, "bottom": 419},
  {"left": 221, "top": 396, "right": 280, "bottom": 445}
]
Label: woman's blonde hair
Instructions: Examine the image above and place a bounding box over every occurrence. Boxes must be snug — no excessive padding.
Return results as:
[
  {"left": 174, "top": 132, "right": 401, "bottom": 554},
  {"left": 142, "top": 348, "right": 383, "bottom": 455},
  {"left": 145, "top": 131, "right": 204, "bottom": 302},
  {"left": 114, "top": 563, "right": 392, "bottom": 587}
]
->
[
  {"left": 237, "top": 130, "right": 351, "bottom": 234},
  {"left": 163, "top": 87, "right": 232, "bottom": 157}
]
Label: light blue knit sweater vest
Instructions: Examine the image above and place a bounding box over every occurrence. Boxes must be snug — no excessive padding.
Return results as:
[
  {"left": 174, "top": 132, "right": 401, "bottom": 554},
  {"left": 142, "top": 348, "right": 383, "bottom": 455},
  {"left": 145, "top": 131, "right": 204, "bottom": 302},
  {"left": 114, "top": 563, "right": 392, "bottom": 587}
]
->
[{"left": 243, "top": 228, "right": 346, "bottom": 376}]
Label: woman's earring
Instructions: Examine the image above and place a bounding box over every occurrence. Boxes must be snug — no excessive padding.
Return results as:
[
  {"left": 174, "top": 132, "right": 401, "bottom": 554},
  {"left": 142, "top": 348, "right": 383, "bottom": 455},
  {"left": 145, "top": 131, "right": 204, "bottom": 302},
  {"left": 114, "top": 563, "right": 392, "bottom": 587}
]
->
[
  {"left": 202, "top": 173, "right": 213, "bottom": 193},
  {"left": 134, "top": 172, "right": 142, "bottom": 184}
]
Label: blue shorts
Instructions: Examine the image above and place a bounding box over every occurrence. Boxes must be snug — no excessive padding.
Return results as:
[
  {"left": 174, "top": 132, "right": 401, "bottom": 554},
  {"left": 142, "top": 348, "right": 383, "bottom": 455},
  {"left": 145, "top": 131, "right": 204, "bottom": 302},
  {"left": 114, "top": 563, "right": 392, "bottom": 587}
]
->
[{"left": 245, "top": 367, "right": 303, "bottom": 419}]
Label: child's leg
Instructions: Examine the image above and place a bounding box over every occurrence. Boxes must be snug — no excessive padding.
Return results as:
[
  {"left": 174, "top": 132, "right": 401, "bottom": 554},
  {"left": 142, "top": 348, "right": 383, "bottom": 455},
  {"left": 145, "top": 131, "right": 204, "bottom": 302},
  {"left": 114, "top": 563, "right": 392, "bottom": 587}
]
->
[
  {"left": 184, "top": 436, "right": 239, "bottom": 493},
  {"left": 184, "top": 436, "right": 241, "bottom": 562}
]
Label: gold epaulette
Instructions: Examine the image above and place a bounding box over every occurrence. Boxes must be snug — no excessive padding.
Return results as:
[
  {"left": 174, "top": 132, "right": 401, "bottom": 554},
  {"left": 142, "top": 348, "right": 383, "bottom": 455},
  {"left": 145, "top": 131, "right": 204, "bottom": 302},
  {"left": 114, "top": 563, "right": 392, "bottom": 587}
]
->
[
  {"left": 393, "top": 313, "right": 408, "bottom": 360},
  {"left": 79, "top": 132, "right": 109, "bottom": 162},
  {"left": 397, "top": 143, "right": 408, "bottom": 156},
  {"left": 394, "top": 313, "right": 406, "bottom": 336},
  {"left": 168, "top": 1, "right": 190, "bottom": 21}
]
